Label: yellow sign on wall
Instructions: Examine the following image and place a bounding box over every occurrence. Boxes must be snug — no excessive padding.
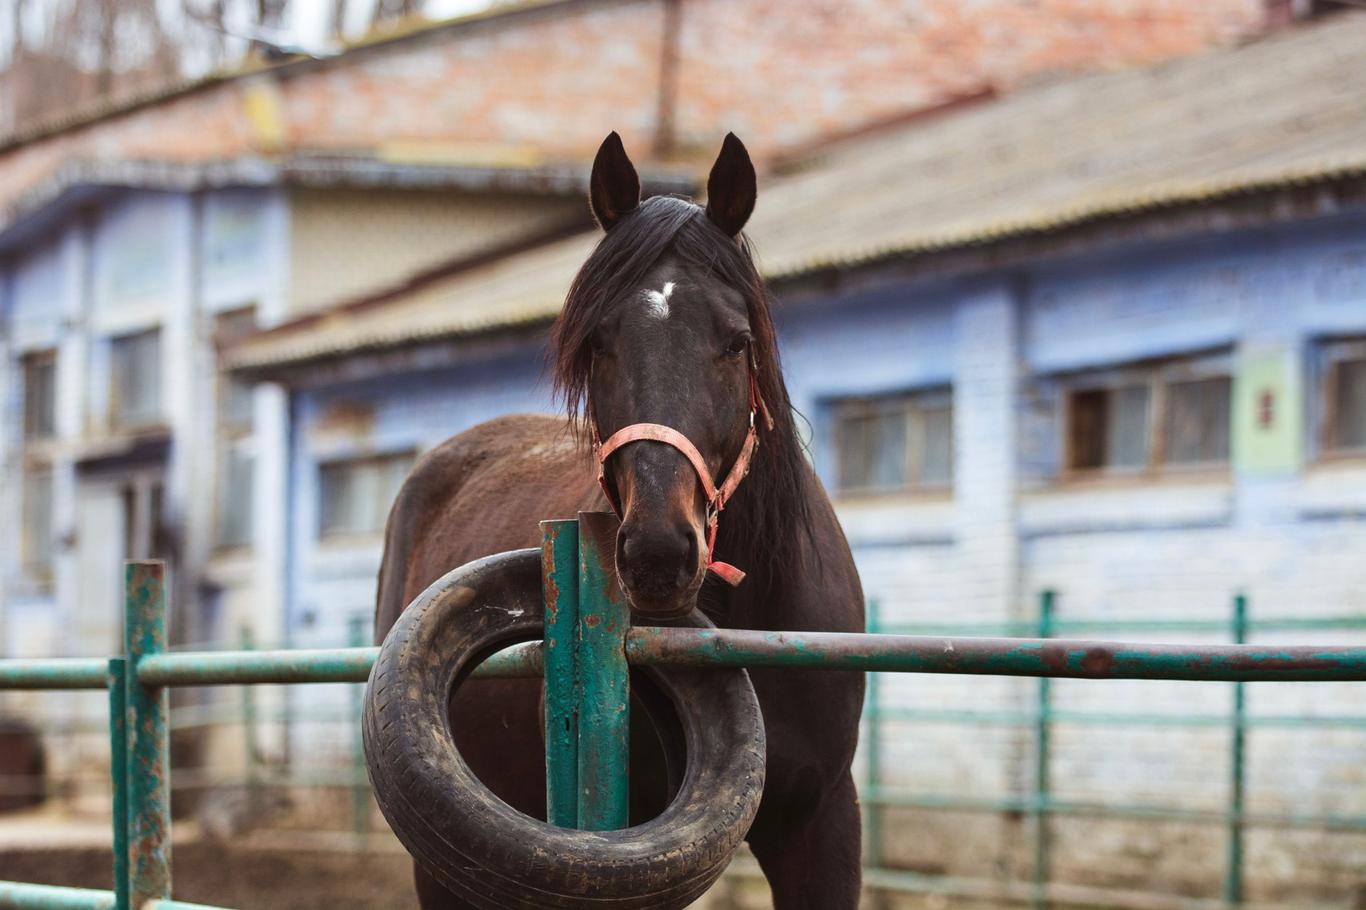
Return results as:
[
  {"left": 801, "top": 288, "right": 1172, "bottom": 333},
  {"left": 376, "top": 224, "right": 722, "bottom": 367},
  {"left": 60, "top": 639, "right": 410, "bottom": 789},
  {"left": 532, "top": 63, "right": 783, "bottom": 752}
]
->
[{"left": 1233, "top": 346, "right": 1303, "bottom": 475}]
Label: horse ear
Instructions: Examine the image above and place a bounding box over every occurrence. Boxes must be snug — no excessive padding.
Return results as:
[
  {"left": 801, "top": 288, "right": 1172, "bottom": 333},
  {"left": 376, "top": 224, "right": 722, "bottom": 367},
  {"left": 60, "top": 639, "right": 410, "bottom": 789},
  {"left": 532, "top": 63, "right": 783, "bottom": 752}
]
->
[
  {"left": 588, "top": 132, "right": 641, "bottom": 231},
  {"left": 705, "top": 132, "right": 756, "bottom": 237}
]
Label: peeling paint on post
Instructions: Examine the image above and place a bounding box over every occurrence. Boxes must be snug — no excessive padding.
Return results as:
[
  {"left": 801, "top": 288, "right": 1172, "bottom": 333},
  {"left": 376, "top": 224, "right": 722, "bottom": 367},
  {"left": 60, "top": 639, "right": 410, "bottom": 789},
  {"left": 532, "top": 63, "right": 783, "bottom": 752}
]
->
[
  {"left": 124, "top": 561, "right": 171, "bottom": 906},
  {"left": 541, "top": 519, "right": 580, "bottom": 828},
  {"left": 575, "top": 512, "right": 630, "bottom": 831},
  {"left": 108, "top": 658, "right": 129, "bottom": 910}
]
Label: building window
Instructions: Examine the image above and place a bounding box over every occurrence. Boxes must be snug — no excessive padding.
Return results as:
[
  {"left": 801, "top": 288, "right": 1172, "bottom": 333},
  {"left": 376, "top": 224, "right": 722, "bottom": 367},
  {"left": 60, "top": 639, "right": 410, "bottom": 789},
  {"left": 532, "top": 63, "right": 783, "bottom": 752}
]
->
[
  {"left": 23, "top": 350, "right": 57, "bottom": 441},
  {"left": 318, "top": 451, "right": 415, "bottom": 540},
  {"left": 214, "top": 308, "right": 257, "bottom": 549},
  {"left": 22, "top": 468, "right": 54, "bottom": 584},
  {"left": 1063, "top": 355, "right": 1231, "bottom": 476},
  {"left": 216, "top": 441, "right": 255, "bottom": 549},
  {"left": 833, "top": 389, "right": 953, "bottom": 494},
  {"left": 1323, "top": 341, "right": 1366, "bottom": 456},
  {"left": 109, "top": 329, "right": 162, "bottom": 430}
]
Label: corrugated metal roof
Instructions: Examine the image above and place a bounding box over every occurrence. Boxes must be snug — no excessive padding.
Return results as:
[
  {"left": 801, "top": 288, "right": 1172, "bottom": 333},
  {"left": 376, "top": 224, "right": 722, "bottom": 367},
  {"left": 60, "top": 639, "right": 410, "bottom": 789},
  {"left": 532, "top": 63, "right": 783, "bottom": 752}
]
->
[{"left": 227, "top": 13, "right": 1366, "bottom": 372}]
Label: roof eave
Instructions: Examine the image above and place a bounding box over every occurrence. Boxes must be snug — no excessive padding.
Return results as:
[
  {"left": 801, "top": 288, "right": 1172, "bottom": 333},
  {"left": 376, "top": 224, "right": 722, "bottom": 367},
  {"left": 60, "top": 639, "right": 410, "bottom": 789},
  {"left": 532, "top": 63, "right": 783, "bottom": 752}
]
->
[{"left": 225, "top": 162, "right": 1366, "bottom": 377}]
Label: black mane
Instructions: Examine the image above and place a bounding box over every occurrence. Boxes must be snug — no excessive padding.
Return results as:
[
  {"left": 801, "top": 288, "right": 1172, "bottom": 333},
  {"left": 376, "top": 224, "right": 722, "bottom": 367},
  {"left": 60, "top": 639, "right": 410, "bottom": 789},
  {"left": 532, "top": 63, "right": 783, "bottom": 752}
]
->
[{"left": 549, "top": 195, "right": 814, "bottom": 592}]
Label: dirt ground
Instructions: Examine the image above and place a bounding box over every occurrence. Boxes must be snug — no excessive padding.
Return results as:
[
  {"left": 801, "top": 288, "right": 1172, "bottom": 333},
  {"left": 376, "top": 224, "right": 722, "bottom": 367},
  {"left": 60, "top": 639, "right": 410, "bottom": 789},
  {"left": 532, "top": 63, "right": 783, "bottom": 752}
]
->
[
  {"left": 0, "top": 819, "right": 756, "bottom": 910},
  {"left": 1, "top": 842, "right": 420, "bottom": 910}
]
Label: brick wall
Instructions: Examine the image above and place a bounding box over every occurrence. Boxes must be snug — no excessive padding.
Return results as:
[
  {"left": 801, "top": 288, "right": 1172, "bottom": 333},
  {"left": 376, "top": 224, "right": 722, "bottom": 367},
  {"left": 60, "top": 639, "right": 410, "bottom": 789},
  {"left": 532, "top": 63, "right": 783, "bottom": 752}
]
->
[{"left": 0, "top": 0, "right": 1269, "bottom": 218}]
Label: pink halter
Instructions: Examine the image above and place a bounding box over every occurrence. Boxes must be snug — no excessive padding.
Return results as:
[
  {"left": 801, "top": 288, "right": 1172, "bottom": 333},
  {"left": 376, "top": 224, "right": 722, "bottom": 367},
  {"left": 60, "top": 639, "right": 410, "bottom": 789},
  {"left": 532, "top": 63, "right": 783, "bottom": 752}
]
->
[{"left": 593, "top": 359, "right": 773, "bottom": 586}]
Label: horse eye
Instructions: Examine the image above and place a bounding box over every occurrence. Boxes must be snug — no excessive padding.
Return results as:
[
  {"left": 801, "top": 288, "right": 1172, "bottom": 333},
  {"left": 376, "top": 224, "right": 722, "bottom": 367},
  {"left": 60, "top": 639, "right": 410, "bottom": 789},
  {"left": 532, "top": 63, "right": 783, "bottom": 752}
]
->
[{"left": 724, "top": 335, "right": 751, "bottom": 357}]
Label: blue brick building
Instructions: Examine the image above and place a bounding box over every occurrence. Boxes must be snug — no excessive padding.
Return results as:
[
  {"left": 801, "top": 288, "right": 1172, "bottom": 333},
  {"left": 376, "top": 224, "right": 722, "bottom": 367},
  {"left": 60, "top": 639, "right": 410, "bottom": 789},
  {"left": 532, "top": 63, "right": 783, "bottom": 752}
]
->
[{"left": 228, "top": 17, "right": 1366, "bottom": 902}]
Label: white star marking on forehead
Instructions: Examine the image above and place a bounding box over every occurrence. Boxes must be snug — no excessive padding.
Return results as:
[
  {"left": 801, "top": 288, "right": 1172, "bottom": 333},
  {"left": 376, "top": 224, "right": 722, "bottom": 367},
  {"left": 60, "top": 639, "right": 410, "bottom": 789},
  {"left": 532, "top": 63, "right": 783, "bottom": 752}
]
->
[{"left": 642, "top": 281, "right": 674, "bottom": 320}]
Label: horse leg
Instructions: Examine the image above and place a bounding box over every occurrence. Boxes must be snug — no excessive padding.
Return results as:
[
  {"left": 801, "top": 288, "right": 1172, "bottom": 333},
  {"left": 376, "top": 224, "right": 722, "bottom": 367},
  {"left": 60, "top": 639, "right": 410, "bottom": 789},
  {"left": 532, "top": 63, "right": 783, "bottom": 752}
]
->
[{"left": 747, "top": 770, "right": 862, "bottom": 910}]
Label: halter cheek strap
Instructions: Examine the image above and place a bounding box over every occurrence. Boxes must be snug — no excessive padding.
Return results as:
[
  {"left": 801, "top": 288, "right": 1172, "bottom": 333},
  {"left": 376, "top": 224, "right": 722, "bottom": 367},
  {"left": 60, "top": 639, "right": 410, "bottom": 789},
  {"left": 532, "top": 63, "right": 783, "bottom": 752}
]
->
[{"left": 594, "top": 362, "right": 773, "bottom": 586}]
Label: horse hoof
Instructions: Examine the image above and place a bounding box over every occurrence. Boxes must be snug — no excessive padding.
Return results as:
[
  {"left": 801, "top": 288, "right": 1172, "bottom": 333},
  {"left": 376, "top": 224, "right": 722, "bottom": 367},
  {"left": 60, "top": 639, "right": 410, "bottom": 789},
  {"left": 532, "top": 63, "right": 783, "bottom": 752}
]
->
[{"left": 363, "top": 548, "right": 766, "bottom": 909}]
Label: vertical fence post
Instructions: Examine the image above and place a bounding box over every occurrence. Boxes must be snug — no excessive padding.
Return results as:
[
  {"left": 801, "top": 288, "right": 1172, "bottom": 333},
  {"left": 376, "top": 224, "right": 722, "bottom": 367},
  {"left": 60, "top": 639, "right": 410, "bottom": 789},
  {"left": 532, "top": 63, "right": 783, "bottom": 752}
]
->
[
  {"left": 1032, "top": 589, "right": 1056, "bottom": 910},
  {"left": 239, "top": 626, "right": 259, "bottom": 808},
  {"left": 575, "top": 512, "right": 631, "bottom": 831},
  {"left": 348, "top": 616, "right": 370, "bottom": 837},
  {"left": 863, "top": 599, "right": 888, "bottom": 910},
  {"left": 124, "top": 560, "right": 171, "bottom": 905},
  {"left": 108, "top": 657, "right": 129, "bottom": 910},
  {"left": 541, "top": 519, "right": 581, "bottom": 828},
  {"left": 1225, "top": 592, "right": 1248, "bottom": 906}
]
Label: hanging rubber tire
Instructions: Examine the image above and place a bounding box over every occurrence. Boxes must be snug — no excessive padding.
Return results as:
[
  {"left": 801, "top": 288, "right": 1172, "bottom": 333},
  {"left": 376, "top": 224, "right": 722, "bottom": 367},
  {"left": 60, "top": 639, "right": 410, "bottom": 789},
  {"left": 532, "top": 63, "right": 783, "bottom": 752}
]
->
[{"left": 363, "top": 548, "right": 766, "bottom": 909}]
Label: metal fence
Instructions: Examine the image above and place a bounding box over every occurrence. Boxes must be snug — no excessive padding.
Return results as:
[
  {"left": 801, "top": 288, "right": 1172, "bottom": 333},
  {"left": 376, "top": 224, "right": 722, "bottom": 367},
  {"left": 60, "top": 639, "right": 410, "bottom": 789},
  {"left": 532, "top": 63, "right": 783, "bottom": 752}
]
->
[
  {"left": 2, "top": 544, "right": 1366, "bottom": 909},
  {"left": 859, "top": 595, "right": 1366, "bottom": 910}
]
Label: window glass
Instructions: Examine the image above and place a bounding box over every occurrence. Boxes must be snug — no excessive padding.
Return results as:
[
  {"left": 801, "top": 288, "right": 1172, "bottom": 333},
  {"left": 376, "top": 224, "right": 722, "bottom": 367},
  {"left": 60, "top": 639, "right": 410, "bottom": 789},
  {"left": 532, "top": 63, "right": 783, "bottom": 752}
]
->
[
  {"left": 216, "top": 443, "right": 255, "bottom": 548},
  {"left": 917, "top": 403, "right": 954, "bottom": 487},
  {"left": 1165, "top": 377, "right": 1232, "bottom": 464},
  {"left": 23, "top": 350, "right": 57, "bottom": 440},
  {"left": 319, "top": 451, "right": 415, "bottom": 539},
  {"left": 110, "top": 329, "right": 162, "bottom": 429},
  {"left": 22, "top": 468, "right": 54, "bottom": 582},
  {"left": 834, "top": 391, "right": 953, "bottom": 493},
  {"left": 1107, "top": 385, "right": 1151, "bottom": 468},
  {"left": 1333, "top": 358, "right": 1366, "bottom": 452},
  {"left": 1064, "top": 360, "right": 1228, "bottom": 475}
]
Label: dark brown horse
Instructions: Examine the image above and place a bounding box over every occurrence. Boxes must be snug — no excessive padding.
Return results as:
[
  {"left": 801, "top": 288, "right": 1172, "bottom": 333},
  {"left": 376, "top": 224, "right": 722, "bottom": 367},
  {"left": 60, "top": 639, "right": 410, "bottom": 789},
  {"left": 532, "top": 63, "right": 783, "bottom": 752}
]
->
[{"left": 374, "top": 133, "right": 865, "bottom": 909}]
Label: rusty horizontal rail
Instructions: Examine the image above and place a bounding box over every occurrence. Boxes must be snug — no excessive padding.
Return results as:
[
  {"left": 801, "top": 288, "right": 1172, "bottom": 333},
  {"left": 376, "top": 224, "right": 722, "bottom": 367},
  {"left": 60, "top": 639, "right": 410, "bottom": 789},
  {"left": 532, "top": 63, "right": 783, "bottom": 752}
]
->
[
  {"left": 0, "top": 643, "right": 544, "bottom": 691},
  {"left": 8, "top": 631, "right": 1364, "bottom": 693},
  {"left": 622, "top": 628, "right": 1366, "bottom": 681}
]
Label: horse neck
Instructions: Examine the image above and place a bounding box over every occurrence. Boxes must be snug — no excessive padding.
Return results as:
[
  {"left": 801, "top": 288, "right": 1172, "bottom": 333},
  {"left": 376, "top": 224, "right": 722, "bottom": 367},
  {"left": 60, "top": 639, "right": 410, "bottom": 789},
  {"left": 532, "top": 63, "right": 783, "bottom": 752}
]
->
[{"left": 711, "top": 461, "right": 819, "bottom": 629}]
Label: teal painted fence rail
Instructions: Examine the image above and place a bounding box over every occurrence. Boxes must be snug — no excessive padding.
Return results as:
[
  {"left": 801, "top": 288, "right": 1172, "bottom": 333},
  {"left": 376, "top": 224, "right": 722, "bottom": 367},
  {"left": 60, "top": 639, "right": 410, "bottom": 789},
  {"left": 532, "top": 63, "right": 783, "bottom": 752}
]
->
[
  {"left": 858, "top": 592, "right": 1366, "bottom": 910},
  {"left": 2, "top": 539, "right": 1366, "bottom": 909}
]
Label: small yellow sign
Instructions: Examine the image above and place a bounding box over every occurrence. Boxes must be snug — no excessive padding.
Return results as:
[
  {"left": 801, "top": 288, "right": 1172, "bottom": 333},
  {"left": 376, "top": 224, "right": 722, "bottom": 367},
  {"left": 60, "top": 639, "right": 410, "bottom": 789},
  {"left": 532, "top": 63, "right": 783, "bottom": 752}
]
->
[
  {"left": 242, "top": 80, "right": 287, "bottom": 153},
  {"left": 1233, "top": 346, "right": 1302, "bottom": 474}
]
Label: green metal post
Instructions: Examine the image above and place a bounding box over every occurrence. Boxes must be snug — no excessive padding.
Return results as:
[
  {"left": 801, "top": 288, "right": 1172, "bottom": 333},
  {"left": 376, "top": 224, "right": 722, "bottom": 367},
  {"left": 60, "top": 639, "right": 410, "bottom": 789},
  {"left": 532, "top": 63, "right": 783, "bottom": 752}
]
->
[
  {"left": 348, "top": 616, "right": 370, "bottom": 837},
  {"left": 541, "top": 519, "right": 581, "bottom": 828},
  {"left": 239, "top": 628, "right": 259, "bottom": 808},
  {"left": 108, "top": 658, "right": 129, "bottom": 910},
  {"left": 574, "top": 512, "right": 631, "bottom": 831},
  {"left": 863, "top": 600, "right": 888, "bottom": 910},
  {"left": 1032, "top": 590, "right": 1056, "bottom": 910},
  {"left": 1225, "top": 592, "right": 1248, "bottom": 906},
  {"left": 124, "top": 561, "right": 171, "bottom": 906}
]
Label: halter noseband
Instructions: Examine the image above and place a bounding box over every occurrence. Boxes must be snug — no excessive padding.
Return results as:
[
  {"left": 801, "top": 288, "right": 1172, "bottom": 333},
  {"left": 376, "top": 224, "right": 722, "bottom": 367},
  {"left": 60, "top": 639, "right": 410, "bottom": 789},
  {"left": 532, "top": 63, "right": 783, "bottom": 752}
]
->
[{"left": 593, "top": 357, "right": 773, "bottom": 586}]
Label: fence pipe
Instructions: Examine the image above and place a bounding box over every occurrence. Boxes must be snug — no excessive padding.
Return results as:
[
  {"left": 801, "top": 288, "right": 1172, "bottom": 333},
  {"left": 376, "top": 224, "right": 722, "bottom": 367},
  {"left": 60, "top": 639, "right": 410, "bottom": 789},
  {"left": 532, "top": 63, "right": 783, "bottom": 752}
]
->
[
  {"left": 123, "top": 561, "right": 171, "bottom": 907},
  {"left": 238, "top": 628, "right": 260, "bottom": 816},
  {"left": 0, "top": 882, "right": 115, "bottom": 909},
  {"left": 862, "top": 600, "right": 884, "bottom": 870},
  {"left": 621, "top": 629, "right": 1366, "bottom": 681},
  {"left": 347, "top": 617, "right": 369, "bottom": 838},
  {"left": 1032, "top": 590, "right": 1055, "bottom": 910},
  {"left": 541, "top": 519, "right": 581, "bottom": 828},
  {"left": 574, "top": 512, "right": 631, "bottom": 831},
  {"left": 1225, "top": 593, "right": 1248, "bottom": 906},
  {"left": 0, "top": 659, "right": 109, "bottom": 689},
  {"left": 108, "top": 659, "right": 129, "bottom": 910}
]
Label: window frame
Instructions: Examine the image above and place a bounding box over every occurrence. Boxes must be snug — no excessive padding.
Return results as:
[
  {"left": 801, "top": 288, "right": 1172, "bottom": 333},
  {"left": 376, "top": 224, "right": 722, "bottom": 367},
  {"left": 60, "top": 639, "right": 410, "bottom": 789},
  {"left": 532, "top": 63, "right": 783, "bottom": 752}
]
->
[
  {"left": 1318, "top": 337, "right": 1366, "bottom": 461},
  {"left": 22, "top": 348, "right": 58, "bottom": 443},
  {"left": 316, "top": 449, "right": 417, "bottom": 542},
  {"left": 830, "top": 387, "right": 954, "bottom": 498},
  {"left": 1058, "top": 352, "right": 1233, "bottom": 482},
  {"left": 107, "top": 328, "right": 164, "bottom": 432},
  {"left": 212, "top": 307, "right": 259, "bottom": 551}
]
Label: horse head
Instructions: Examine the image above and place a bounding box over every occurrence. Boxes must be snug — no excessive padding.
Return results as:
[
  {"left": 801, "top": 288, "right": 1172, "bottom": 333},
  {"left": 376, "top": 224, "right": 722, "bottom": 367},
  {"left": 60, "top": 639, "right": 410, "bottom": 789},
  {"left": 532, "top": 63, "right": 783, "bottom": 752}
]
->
[{"left": 552, "top": 132, "right": 773, "bottom": 620}]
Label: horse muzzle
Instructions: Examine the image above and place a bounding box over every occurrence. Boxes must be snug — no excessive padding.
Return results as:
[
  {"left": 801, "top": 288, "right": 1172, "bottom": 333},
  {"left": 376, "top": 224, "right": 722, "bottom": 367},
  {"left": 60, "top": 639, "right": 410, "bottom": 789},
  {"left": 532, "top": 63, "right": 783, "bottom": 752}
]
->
[{"left": 615, "top": 518, "right": 705, "bottom": 620}]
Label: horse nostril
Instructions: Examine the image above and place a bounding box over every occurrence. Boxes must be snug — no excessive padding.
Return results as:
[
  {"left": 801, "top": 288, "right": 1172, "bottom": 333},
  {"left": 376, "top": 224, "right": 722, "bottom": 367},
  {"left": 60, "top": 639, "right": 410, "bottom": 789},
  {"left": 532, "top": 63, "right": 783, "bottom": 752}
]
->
[{"left": 679, "top": 528, "right": 699, "bottom": 585}]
